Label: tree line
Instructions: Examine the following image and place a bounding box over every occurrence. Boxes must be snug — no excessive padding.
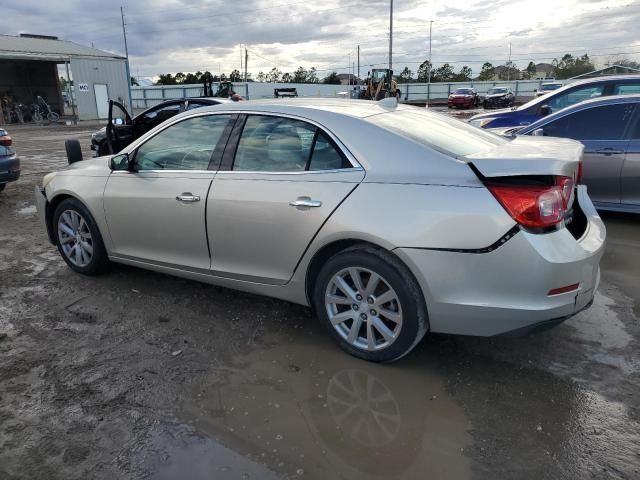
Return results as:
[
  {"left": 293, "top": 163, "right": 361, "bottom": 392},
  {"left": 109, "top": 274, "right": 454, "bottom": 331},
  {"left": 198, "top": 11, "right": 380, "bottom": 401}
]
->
[{"left": 152, "top": 55, "right": 638, "bottom": 86}]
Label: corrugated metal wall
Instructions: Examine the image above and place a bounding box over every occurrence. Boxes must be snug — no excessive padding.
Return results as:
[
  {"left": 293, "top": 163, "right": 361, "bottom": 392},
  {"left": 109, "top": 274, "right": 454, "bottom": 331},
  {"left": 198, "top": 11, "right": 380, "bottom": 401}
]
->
[{"left": 70, "top": 58, "right": 129, "bottom": 121}]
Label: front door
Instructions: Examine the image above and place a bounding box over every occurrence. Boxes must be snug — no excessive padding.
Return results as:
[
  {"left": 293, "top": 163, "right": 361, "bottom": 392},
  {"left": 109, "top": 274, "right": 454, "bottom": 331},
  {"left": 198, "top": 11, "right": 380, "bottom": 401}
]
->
[
  {"left": 104, "top": 113, "right": 233, "bottom": 269},
  {"left": 94, "top": 84, "right": 109, "bottom": 119},
  {"left": 207, "top": 114, "right": 364, "bottom": 284}
]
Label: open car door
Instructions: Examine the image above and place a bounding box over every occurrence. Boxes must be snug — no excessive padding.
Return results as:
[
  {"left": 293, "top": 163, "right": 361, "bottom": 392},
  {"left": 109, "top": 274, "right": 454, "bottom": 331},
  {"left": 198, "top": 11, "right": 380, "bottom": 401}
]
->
[{"left": 106, "top": 100, "right": 134, "bottom": 154}]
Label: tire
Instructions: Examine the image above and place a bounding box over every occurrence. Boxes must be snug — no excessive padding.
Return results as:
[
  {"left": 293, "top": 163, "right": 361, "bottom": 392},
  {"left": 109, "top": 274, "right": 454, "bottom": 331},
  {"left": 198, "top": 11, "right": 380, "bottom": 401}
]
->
[
  {"left": 0, "top": 183, "right": 5, "bottom": 193},
  {"left": 313, "top": 246, "right": 428, "bottom": 363},
  {"left": 53, "top": 197, "right": 110, "bottom": 275},
  {"left": 97, "top": 141, "right": 110, "bottom": 157},
  {"left": 483, "top": 101, "right": 488, "bottom": 109},
  {"left": 65, "top": 139, "right": 83, "bottom": 164},
  {"left": 47, "top": 111, "right": 60, "bottom": 123}
]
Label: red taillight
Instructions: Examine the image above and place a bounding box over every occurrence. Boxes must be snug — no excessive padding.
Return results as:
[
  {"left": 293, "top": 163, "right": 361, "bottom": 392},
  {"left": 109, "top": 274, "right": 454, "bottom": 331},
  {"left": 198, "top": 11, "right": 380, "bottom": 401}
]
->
[
  {"left": 487, "top": 176, "right": 574, "bottom": 229},
  {"left": 0, "top": 135, "right": 11, "bottom": 147},
  {"left": 548, "top": 283, "right": 580, "bottom": 296},
  {"left": 576, "top": 161, "right": 583, "bottom": 184}
]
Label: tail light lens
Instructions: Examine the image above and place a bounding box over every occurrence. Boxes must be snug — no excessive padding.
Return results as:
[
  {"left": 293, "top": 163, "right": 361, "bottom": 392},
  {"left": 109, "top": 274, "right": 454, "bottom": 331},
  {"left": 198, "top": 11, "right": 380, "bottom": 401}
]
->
[
  {"left": 0, "top": 135, "right": 12, "bottom": 147},
  {"left": 576, "top": 160, "right": 584, "bottom": 183},
  {"left": 487, "top": 176, "right": 574, "bottom": 229}
]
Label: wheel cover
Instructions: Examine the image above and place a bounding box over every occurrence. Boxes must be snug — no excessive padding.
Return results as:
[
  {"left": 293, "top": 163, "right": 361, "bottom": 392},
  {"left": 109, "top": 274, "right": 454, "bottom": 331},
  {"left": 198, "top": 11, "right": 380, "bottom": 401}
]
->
[
  {"left": 57, "top": 209, "right": 93, "bottom": 267},
  {"left": 325, "top": 267, "right": 403, "bottom": 351}
]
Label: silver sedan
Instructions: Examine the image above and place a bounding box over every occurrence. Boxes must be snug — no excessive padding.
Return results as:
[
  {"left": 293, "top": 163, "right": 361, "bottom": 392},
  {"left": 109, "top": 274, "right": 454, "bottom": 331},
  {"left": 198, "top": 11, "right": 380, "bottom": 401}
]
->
[{"left": 36, "top": 99, "right": 606, "bottom": 362}]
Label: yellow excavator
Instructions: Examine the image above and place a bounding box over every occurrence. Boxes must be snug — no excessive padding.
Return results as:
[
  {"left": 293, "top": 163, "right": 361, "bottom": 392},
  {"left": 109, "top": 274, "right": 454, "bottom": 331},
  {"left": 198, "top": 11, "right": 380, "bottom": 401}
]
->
[{"left": 362, "top": 69, "right": 400, "bottom": 101}]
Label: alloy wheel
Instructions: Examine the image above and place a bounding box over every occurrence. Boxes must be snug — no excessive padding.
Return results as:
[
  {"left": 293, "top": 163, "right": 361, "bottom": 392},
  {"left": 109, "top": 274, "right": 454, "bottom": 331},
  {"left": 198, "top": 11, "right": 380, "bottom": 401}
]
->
[
  {"left": 325, "top": 267, "right": 403, "bottom": 351},
  {"left": 57, "top": 209, "right": 93, "bottom": 267}
]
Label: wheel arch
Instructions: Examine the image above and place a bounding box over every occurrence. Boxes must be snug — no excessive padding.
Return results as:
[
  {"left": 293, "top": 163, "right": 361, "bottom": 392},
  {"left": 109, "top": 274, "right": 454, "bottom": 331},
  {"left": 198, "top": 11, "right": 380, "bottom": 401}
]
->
[
  {"left": 304, "top": 238, "right": 429, "bottom": 320},
  {"left": 46, "top": 192, "right": 103, "bottom": 244}
]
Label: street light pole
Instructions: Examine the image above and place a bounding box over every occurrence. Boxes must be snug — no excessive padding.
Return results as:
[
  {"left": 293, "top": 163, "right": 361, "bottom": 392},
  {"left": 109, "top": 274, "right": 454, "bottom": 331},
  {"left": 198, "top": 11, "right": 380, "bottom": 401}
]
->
[
  {"left": 389, "top": 0, "right": 393, "bottom": 70},
  {"left": 120, "top": 6, "right": 133, "bottom": 111},
  {"left": 428, "top": 20, "right": 433, "bottom": 84}
]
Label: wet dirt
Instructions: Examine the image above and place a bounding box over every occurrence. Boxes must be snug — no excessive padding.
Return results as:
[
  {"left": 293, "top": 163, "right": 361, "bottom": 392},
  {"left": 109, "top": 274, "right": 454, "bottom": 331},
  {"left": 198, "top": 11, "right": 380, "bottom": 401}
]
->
[{"left": 1, "top": 125, "right": 639, "bottom": 479}]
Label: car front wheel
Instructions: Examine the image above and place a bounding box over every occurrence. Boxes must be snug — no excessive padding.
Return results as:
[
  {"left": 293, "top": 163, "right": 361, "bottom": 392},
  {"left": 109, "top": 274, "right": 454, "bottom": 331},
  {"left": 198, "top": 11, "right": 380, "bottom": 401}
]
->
[
  {"left": 313, "top": 246, "right": 428, "bottom": 362},
  {"left": 53, "top": 197, "right": 110, "bottom": 275}
]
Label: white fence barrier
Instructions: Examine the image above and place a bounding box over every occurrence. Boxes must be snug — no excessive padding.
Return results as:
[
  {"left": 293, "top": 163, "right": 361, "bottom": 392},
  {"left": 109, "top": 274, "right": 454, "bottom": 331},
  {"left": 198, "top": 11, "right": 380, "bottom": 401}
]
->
[{"left": 131, "top": 79, "right": 567, "bottom": 108}]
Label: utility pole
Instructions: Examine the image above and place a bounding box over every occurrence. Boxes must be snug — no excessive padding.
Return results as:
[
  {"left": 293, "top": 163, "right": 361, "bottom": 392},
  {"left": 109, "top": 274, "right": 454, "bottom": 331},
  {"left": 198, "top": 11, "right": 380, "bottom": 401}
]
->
[
  {"left": 428, "top": 20, "right": 433, "bottom": 84},
  {"left": 120, "top": 6, "right": 133, "bottom": 111},
  {"left": 244, "top": 47, "right": 248, "bottom": 83},
  {"left": 389, "top": 0, "right": 393, "bottom": 70},
  {"left": 357, "top": 44, "right": 360, "bottom": 79},
  {"left": 507, "top": 42, "right": 512, "bottom": 81}
]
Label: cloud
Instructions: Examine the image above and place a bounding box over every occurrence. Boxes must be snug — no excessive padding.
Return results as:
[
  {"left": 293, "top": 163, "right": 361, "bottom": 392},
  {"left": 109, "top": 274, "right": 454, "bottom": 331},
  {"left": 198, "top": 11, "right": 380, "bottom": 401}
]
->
[{"left": 1, "top": 0, "right": 638, "bottom": 79}]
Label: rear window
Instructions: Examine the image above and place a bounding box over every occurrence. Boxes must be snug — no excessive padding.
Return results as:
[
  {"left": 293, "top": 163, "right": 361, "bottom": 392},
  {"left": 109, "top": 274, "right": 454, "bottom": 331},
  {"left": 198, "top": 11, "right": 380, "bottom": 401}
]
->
[{"left": 368, "top": 109, "right": 507, "bottom": 157}]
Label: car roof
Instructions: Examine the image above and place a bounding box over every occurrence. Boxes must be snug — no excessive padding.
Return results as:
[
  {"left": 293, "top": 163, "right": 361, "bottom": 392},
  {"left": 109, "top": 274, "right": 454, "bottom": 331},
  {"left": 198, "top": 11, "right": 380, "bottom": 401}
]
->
[
  {"left": 185, "top": 97, "right": 413, "bottom": 119},
  {"left": 522, "top": 94, "right": 640, "bottom": 131}
]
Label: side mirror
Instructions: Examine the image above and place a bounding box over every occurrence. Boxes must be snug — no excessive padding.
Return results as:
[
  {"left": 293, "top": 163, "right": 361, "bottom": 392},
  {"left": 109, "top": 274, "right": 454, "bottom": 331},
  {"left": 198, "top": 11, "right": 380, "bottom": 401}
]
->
[
  {"left": 109, "top": 153, "right": 132, "bottom": 171},
  {"left": 531, "top": 128, "right": 545, "bottom": 136},
  {"left": 540, "top": 105, "right": 552, "bottom": 116}
]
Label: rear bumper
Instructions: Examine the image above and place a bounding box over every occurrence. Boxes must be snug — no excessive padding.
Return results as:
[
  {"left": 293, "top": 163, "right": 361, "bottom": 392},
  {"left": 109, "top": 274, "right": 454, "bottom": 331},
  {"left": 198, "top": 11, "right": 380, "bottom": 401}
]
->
[
  {"left": 395, "top": 186, "right": 606, "bottom": 336},
  {"left": 0, "top": 154, "right": 20, "bottom": 184}
]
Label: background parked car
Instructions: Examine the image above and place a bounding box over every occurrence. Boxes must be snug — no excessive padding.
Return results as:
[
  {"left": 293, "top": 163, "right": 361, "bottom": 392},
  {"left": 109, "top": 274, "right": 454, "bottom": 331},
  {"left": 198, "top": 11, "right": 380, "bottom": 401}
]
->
[
  {"left": 90, "top": 97, "right": 230, "bottom": 156},
  {"left": 507, "top": 95, "right": 640, "bottom": 213},
  {"left": 0, "top": 128, "right": 20, "bottom": 193},
  {"left": 482, "top": 87, "right": 515, "bottom": 109},
  {"left": 535, "top": 82, "right": 563, "bottom": 97},
  {"left": 470, "top": 74, "right": 640, "bottom": 129},
  {"left": 37, "top": 99, "right": 604, "bottom": 362},
  {"left": 447, "top": 88, "right": 479, "bottom": 109}
]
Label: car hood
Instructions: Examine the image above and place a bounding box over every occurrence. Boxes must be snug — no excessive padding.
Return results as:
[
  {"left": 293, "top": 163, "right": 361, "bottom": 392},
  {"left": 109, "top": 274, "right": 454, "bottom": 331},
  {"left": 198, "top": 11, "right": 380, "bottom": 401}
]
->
[
  {"left": 464, "top": 136, "right": 583, "bottom": 178},
  {"left": 486, "top": 93, "right": 508, "bottom": 98},
  {"left": 59, "top": 156, "right": 112, "bottom": 176}
]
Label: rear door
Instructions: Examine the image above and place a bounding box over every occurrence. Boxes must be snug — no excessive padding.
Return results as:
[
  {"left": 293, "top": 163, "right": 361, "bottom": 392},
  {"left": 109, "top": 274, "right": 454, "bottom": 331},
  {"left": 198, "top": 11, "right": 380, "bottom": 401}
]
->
[
  {"left": 104, "top": 113, "right": 234, "bottom": 269},
  {"left": 207, "top": 114, "right": 364, "bottom": 285},
  {"left": 539, "top": 102, "right": 634, "bottom": 204},
  {"left": 621, "top": 106, "right": 640, "bottom": 207}
]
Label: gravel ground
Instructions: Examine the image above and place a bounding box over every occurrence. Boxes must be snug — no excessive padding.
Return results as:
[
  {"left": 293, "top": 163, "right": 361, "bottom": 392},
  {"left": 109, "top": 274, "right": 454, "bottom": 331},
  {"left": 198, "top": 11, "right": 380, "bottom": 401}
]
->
[{"left": 0, "top": 123, "right": 639, "bottom": 480}]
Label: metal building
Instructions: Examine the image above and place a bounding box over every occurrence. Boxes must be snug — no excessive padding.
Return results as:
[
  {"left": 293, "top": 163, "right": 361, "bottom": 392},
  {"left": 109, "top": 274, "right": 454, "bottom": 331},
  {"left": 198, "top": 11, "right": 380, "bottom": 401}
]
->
[{"left": 0, "top": 34, "right": 129, "bottom": 123}]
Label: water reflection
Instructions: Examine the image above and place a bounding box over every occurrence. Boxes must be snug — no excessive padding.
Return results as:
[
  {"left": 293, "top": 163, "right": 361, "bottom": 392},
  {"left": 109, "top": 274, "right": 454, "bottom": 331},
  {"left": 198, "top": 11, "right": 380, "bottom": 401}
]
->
[{"left": 178, "top": 337, "right": 472, "bottom": 480}]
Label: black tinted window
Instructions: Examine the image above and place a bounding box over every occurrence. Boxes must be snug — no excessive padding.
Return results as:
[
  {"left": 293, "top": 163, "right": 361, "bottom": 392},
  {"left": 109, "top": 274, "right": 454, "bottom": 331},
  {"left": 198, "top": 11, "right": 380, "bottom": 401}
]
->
[
  {"left": 309, "top": 132, "right": 350, "bottom": 170},
  {"left": 186, "top": 101, "right": 214, "bottom": 111},
  {"left": 542, "top": 103, "right": 635, "bottom": 140},
  {"left": 135, "top": 114, "right": 231, "bottom": 170}
]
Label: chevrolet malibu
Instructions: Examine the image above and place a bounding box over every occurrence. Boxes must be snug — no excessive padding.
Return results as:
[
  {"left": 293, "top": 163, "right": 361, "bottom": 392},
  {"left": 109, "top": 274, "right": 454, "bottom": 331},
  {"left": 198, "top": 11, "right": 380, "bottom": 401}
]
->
[{"left": 35, "top": 99, "right": 605, "bottom": 362}]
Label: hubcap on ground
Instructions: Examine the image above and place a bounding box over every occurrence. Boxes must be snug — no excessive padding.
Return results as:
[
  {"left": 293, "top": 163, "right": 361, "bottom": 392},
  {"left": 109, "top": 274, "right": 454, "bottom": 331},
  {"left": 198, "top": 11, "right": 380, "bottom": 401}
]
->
[
  {"left": 57, "top": 209, "right": 93, "bottom": 267},
  {"left": 325, "top": 267, "right": 403, "bottom": 351}
]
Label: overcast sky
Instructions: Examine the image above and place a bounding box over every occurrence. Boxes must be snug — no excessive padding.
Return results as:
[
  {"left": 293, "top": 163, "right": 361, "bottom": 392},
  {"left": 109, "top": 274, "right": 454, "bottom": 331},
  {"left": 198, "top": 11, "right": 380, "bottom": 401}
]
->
[{"left": 3, "top": 0, "right": 640, "bottom": 80}]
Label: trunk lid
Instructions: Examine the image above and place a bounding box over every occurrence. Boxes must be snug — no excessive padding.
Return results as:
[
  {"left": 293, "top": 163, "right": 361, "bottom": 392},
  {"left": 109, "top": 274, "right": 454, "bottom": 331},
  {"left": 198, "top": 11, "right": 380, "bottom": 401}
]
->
[{"left": 465, "top": 136, "right": 583, "bottom": 179}]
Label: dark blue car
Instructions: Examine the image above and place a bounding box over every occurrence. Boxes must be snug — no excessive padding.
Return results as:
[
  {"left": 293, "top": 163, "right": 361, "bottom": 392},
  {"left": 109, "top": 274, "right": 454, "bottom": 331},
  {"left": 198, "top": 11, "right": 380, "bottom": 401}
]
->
[{"left": 469, "top": 75, "right": 640, "bottom": 129}]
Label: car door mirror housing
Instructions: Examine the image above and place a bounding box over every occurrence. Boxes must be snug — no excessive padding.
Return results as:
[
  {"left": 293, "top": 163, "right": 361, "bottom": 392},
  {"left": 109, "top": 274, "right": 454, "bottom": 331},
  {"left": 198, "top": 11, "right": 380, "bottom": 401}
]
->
[
  {"left": 110, "top": 153, "right": 130, "bottom": 171},
  {"left": 540, "top": 105, "right": 552, "bottom": 116},
  {"left": 531, "top": 128, "right": 545, "bottom": 136}
]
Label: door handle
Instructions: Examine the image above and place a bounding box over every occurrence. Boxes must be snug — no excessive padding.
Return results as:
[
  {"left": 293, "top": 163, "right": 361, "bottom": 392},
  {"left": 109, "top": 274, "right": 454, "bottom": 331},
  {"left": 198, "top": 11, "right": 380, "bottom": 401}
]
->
[
  {"left": 176, "top": 193, "right": 201, "bottom": 202},
  {"left": 594, "top": 147, "right": 625, "bottom": 155},
  {"left": 289, "top": 197, "right": 322, "bottom": 208}
]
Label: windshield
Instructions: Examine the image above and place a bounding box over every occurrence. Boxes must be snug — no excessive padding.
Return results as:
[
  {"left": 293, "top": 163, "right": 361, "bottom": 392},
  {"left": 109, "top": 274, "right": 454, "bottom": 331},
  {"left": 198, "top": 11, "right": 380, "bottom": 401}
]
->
[
  {"left": 488, "top": 88, "right": 508, "bottom": 94},
  {"left": 368, "top": 109, "right": 507, "bottom": 157},
  {"left": 453, "top": 88, "right": 473, "bottom": 94}
]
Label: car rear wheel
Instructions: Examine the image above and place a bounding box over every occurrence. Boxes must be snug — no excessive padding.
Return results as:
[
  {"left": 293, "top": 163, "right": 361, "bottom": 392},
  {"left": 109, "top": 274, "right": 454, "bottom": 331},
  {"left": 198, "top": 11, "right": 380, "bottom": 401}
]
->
[
  {"left": 53, "top": 198, "right": 110, "bottom": 275},
  {"left": 0, "top": 183, "right": 5, "bottom": 193},
  {"left": 313, "top": 246, "right": 428, "bottom": 362}
]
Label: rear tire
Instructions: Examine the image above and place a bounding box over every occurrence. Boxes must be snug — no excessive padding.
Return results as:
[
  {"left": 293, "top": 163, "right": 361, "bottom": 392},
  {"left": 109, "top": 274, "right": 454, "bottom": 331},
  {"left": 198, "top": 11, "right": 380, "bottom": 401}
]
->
[
  {"left": 0, "top": 183, "right": 5, "bottom": 193},
  {"left": 53, "top": 198, "right": 110, "bottom": 275},
  {"left": 313, "top": 246, "right": 428, "bottom": 362}
]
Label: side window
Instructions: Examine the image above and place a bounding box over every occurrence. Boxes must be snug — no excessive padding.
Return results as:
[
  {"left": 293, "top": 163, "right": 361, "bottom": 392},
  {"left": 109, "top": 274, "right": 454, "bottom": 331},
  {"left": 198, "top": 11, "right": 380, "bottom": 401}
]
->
[
  {"left": 233, "top": 116, "right": 315, "bottom": 171},
  {"left": 186, "top": 101, "right": 212, "bottom": 111},
  {"left": 614, "top": 84, "right": 640, "bottom": 95},
  {"left": 143, "top": 102, "right": 182, "bottom": 122},
  {"left": 543, "top": 104, "right": 635, "bottom": 140},
  {"left": 135, "top": 114, "right": 231, "bottom": 170},
  {"left": 308, "top": 132, "right": 351, "bottom": 170},
  {"left": 546, "top": 86, "right": 604, "bottom": 111}
]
